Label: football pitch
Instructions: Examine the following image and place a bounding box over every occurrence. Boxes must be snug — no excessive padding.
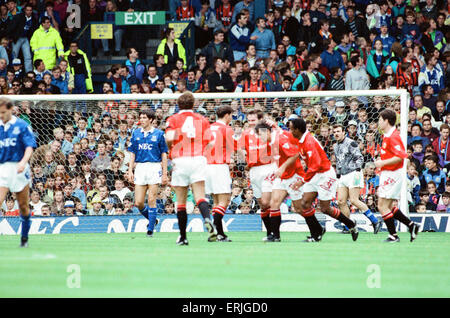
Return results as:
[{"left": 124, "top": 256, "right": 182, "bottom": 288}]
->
[{"left": 0, "top": 232, "right": 449, "bottom": 298}]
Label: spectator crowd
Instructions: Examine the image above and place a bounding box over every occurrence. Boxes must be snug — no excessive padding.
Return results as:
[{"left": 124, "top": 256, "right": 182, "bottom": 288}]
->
[{"left": 0, "top": 0, "right": 450, "bottom": 216}]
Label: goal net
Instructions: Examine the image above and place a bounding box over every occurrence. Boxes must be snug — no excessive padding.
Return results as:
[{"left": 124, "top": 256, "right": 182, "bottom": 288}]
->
[{"left": 7, "top": 90, "right": 409, "bottom": 216}]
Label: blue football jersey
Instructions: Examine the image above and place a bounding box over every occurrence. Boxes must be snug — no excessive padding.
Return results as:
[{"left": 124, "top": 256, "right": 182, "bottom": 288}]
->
[
  {"left": 0, "top": 116, "right": 37, "bottom": 164},
  {"left": 128, "top": 127, "right": 168, "bottom": 163}
]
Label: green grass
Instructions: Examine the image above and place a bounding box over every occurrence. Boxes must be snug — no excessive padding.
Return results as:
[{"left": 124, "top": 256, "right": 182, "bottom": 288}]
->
[{"left": 0, "top": 232, "right": 449, "bottom": 297}]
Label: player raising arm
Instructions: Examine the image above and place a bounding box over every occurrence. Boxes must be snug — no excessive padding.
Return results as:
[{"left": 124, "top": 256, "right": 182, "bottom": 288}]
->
[
  {"left": 375, "top": 109, "right": 419, "bottom": 243},
  {"left": 204, "top": 105, "right": 236, "bottom": 242},
  {"left": 127, "top": 109, "right": 168, "bottom": 237},
  {"left": 287, "top": 118, "right": 359, "bottom": 242},
  {"left": 333, "top": 124, "right": 382, "bottom": 234},
  {"left": 165, "top": 92, "right": 217, "bottom": 245},
  {"left": 0, "top": 97, "right": 37, "bottom": 247}
]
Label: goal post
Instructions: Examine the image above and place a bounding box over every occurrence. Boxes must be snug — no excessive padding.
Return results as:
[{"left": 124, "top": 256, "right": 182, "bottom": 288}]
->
[{"left": 7, "top": 89, "right": 410, "bottom": 215}]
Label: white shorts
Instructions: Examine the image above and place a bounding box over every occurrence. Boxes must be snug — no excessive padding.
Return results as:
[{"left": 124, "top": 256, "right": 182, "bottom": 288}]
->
[
  {"left": 0, "top": 162, "right": 31, "bottom": 193},
  {"left": 134, "top": 162, "right": 163, "bottom": 186},
  {"left": 171, "top": 156, "right": 207, "bottom": 187},
  {"left": 338, "top": 170, "right": 364, "bottom": 189},
  {"left": 378, "top": 169, "right": 403, "bottom": 200},
  {"left": 249, "top": 163, "right": 276, "bottom": 199},
  {"left": 205, "top": 164, "right": 231, "bottom": 195},
  {"left": 272, "top": 173, "right": 304, "bottom": 201},
  {"left": 302, "top": 168, "right": 338, "bottom": 201}
]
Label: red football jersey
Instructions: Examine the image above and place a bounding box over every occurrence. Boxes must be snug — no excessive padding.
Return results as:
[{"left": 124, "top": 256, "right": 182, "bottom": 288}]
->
[
  {"left": 165, "top": 110, "right": 212, "bottom": 159},
  {"left": 238, "top": 128, "right": 273, "bottom": 168},
  {"left": 380, "top": 127, "right": 407, "bottom": 171},
  {"left": 206, "top": 120, "right": 237, "bottom": 164},
  {"left": 298, "top": 131, "right": 331, "bottom": 182},
  {"left": 274, "top": 131, "right": 305, "bottom": 180}
]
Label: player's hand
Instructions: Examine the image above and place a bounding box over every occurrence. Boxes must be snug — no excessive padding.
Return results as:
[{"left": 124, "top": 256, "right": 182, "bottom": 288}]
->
[
  {"left": 374, "top": 159, "right": 384, "bottom": 168},
  {"left": 274, "top": 167, "right": 285, "bottom": 179},
  {"left": 17, "top": 162, "right": 26, "bottom": 174},
  {"left": 161, "top": 173, "right": 168, "bottom": 186},
  {"left": 126, "top": 170, "right": 134, "bottom": 183},
  {"left": 263, "top": 118, "right": 277, "bottom": 128},
  {"left": 290, "top": 180, "right": 304, "bottom": 191}
]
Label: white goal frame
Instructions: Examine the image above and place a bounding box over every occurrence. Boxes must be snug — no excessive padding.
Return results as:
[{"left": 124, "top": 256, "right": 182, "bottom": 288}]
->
[{"left": 8, "top": 89, "right": 410, "bottom": 214}]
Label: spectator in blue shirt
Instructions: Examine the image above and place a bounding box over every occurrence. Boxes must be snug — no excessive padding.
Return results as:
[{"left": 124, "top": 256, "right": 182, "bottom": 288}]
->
[
  {"left": 374, "top": 22, "right": 396, "bottom": 53},
  {"left": 230, "top": 12, "right": 255, "bottom": 61},
  {"left": 320, "top": 39, "right": 345, "bottom": 72},
  {"left": 421, "top": 154, "right": 446, "bottom": 194},
  {"left": 51, "top": 66, "right": 69, "bottom": 94},
  {"left": 250, "top": 17, "right": 276, "bottom": 59},
  {"left": 232, "top": 0, "right": 255, "bottom": 25}
]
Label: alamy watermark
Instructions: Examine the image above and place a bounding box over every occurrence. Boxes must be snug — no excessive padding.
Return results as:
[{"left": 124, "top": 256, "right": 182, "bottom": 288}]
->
[
  {"left": 366, "top": 264, "right": 381, "bottom": 288},
  {"left": 66, "top": 264, "right": 81, "bottom": 288}
]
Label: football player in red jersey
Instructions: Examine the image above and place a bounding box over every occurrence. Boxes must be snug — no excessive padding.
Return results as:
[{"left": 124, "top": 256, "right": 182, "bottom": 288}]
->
[
  {"left": 376, "top": 109, "right": 419, "bottom": 243},
  {"left": 165, "top": 92, "right": 217, "bottom": 245},
  {"left": 255, "top": 121, "right": 306, "bottom": 242},
  {"left": 204, "top": 105, "right": 236, "bottom": 242},
  {"left": 237, "top": 110, "right": 277, "bottom": 241},
  {"left": 285, "top": 118, "right": 359, "bottom": 242}
]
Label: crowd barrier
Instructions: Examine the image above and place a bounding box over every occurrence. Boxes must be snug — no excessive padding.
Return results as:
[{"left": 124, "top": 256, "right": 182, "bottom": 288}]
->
[{"left": 1, "top": 213, "right": 449, "bottom": 235}]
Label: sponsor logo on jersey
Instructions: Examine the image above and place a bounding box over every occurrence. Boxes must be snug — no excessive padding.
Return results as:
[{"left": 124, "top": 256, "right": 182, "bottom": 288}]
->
[
  {"left": 12, "top": 127, "right": 20, "bottom": 135},
  {"left": 0, "top": 138, "right": 17, "bottom": 148},
  {"left": 138, "top": 143, "right": 153, "bottom": 150}
]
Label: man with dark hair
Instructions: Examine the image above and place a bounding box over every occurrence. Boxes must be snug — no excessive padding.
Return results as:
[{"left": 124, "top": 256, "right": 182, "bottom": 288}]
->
[
  {"left": 320, "top": 38, "right": 345, "bottom": 73},
  {"left": 63, "top": 41, "right": 93, "bottom": 94},
  {"left": 344, "top": 6, "right": 368, "bottom": 39},
  {"left": 7, "top": 4, "right": 37, "bottom": 73},
  {"left": 204, "top": 105, "right": 235, "bottom": 242},
  {"left": 201, "top": 29, "right": 234, "bottom": 68},
  {"left": 250, "top": 17, "right": 276, "bottom": 59},
  {"left": 165, "top": 92, "right": 218, "bottom": 245},
  {"left": 421, "top": 154, "right": 447, "bottom": 194},
  {"left": 283, "top": 118, "right": 359, "bottom": 242},
  {"left": 125, "top": 47, "right": 146, "bottom": 84},
  {"left": 345, "top": 56, "right": 370, "bottom": 90},
  {"left": 207, "top": 57, "right": 234, "bottom": 92},
  {"left": 229, "top": 12, "right": 254, "bottom": 61},
  {"left": 30, "top": 16, "right": 64, "bottom": 70},
  {"left": 127, "top": 109, "right": 168, "bottom": 237},
  {"left": 376, "top": 109, "right": 419, "bottom": 242}
]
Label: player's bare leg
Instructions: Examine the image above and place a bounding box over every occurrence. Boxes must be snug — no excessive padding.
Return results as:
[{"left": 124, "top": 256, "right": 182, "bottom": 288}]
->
[
  {"left": 337, "top": 187, "right": 351, "bottom": 233},
  {"left": 319, "top": 199, "right": 359, "bottom": 241},
  {"left": 348, "top": 187, "right": 382, "bottom": 234},
  {"left": 191, "top": 181, "right": 218, "bottom": 242},
  {"left": 15, "top": 185, "right": 31, "bottom": 247},
  {"left": 173, "top": 186, "right": 189, "bottom": 245},
  {"left": 211, "top": 193, "right": 231, "bottom": 241},
  {"left": 378, "top": 198, "right": 419, "bottom": 243},
  {"left": 267, "top": 189, "right": 286, "bottom": 242},
  {"left": 297, "top": 192, "right": 326, "bottom": 242},
  {"left": 258, "top": 192, "right": 273, "bottom": 241}
]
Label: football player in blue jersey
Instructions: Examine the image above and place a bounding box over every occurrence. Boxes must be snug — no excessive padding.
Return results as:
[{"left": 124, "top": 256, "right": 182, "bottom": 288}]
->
[
  {"left": 0, "top": 97, "right": 37, "bottom": 247},
  {"left": 127, "top": 109, "right": 169, "bottom": 237}
]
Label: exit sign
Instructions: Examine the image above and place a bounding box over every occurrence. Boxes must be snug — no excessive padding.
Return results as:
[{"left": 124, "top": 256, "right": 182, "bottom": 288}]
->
[{"left": 115, "top": 11, "right": 166, "bottom": 25}]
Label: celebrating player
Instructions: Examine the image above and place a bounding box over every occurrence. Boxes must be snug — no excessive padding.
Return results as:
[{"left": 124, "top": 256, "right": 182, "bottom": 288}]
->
[
  {"left": 287, "top": 118, "right": 359, "bottom": 242},
  {"left": 204, "top": 105, "right": 236, "bottom": 242},
  {"left": 237, "top": 110, "right": 277, "bottom": 241},
  {"left": 127, "top": 109, "right": 168, "bottom": 237},
  {"left": 255, "top": 121, "right": 305, "bottom": 242},
  {"left": 0, "top": 97, "right": 37, "bottom": 247},
  {"left": 332, "top": 124, "right": 382, "bottom": 234},
  {"left": 165, "top": 92, "right": 217, "bottom": 245},
  {"left": 375, "top": 109, "right": 419, "bottom": 243}
]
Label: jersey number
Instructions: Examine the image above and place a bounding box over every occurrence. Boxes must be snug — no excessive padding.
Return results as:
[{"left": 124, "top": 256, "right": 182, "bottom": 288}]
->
[{"left": 181, "top": 117, "right": 196, "bottom": 138}]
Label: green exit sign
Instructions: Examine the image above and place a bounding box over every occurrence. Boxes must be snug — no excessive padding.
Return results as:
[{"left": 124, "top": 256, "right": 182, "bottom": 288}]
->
[{"left": 115, "top": 11, "right": 166, "bottom": 25}]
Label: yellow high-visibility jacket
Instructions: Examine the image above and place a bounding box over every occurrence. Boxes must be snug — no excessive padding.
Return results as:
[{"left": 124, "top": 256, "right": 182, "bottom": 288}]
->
[
  {"left": 30, "top": 25, "right": 64, "bottom": 70},
  {"left": 63, "top": 49, "right": 94, "bottom": 93}
]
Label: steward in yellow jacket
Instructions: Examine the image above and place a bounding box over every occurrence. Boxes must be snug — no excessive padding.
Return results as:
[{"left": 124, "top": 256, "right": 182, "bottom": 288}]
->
[{"left": 30, "top": 18, "right": 64, "bottom": 70}]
